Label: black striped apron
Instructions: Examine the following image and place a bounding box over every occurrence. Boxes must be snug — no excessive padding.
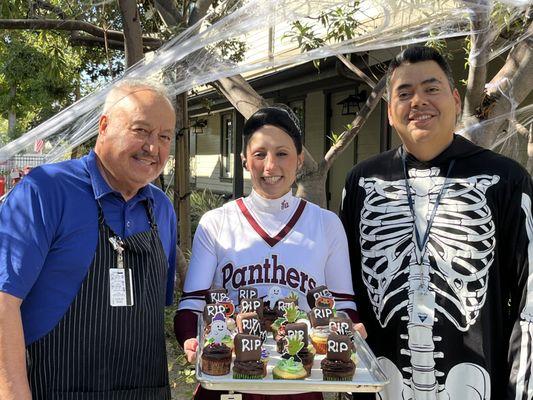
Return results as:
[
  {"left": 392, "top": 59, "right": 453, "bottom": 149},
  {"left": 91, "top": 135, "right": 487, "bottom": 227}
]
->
[{"left": 26, "top": 201, "right": 170, "bottom": 400}]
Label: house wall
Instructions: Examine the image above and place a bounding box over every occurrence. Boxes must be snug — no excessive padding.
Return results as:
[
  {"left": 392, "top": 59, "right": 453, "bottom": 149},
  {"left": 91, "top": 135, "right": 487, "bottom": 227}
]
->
[
  {"left": 304, "top": 91, "right": 326, "bottom": 160},
  {"left": 193, "top": 114, "right": 234, "bottom": 193},
  {"left": 328, "top": 88, "right": 381, "bottom": 213}
]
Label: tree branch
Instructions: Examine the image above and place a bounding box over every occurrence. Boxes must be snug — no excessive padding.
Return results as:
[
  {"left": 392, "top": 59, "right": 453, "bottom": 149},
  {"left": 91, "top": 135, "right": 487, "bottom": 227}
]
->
[
  {"left": 0, "top": 19, "right": 162, "bottom": 47},
  {"left": 211, "top": 74, "right": 319, "bottom": 170},
  {"left": 68, "top": 32, "right": 160, "bottom": 51},
  {"left": 189, "top": 0, "right": 214, "bottom": 26},
  {"left": 154, "top": 0, "right": 182, "bottom": 27},
  {"left": 117, "top": 0, "right": 144, "bottom": 67},
  {"left": 462, "top": 1, "right": 491, "bottom": 121},
  {"left": 322, "top": 74, "right": 387, "bottom": 170},
  {"left": 210, "top": 75, "right": 269, "bottom": 119},
  {"left": 466, "top": 19, "right": 533, "bottom": 147},
  {"left": 336, "top": 54, "right": 377, "bottom": 88}
]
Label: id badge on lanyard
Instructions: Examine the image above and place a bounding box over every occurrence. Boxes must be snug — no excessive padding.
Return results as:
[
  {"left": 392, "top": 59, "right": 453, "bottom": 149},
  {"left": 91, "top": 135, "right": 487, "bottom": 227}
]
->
[
  {"left": 109, "top": 236, "right": 134, "bottom": 307},
  {"left": 409, "top": 289, "right": 435, "bottom": 326}
]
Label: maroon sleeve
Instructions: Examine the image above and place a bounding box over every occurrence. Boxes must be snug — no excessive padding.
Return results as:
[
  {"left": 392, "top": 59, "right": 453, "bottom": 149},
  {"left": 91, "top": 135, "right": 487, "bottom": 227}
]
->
[{"left": 174, "top": 309, "right": 199, "bottom": 347}]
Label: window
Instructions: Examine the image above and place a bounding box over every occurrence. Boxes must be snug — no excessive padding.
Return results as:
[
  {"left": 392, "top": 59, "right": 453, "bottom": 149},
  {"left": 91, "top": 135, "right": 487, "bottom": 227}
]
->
[{"left": 220, "top": 113, "right": 234, "bottom": 179}]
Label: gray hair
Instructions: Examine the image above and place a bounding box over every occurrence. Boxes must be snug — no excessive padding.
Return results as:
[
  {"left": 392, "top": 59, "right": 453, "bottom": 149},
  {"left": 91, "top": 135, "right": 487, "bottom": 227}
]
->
[{"left": 102, "top": 78, "right": 175, "bottom": 114}]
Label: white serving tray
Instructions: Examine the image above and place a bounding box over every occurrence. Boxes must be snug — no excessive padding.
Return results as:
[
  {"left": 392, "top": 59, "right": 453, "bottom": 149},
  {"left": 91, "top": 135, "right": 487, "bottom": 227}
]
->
[{"left": 196, "top": 320, "right": 388, "bottom": 393}]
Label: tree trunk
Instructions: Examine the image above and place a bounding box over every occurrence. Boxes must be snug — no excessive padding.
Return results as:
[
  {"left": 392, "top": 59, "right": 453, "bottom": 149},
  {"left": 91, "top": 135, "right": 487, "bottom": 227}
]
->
[
  {"left": 462, "top": 1, "right": 490, "bottom": 125},
  {"left": 463, "top": 20, "right": 533, "bottom": 147},
  {"left": 174, "top": 93, "right": 191, "bottom": 253},
  {"left": 117, "top": 0, "right": 144, "bottom": 67},
  {"left": 175, "top": 244, "right": 188, "bottom": 290},
  {"left": 7, "top": 85, "right": 16, "bottom": 139},
  {"left": 295, "top": 164, "right": 328, "bottom": 206},
  {"left": 211, "top": 75, "right": 270, "bottom": 119}
]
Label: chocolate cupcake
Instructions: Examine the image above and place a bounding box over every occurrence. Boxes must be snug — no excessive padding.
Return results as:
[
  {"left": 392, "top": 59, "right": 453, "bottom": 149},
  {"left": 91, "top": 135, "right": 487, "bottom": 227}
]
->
[
  {"left": 298, "top": 345, "right": 316, "bottom": 376},
  {"left": 201, "top": 343, "right": 232, "bottom": 376},
  {"left": 309, "top": 306, "right": 334, "bottom": 354},
  {"left": 233, "top": 334, "right": 266, "bottom": 379},
  {"left": 284, "top": 323, "right": 314, "bottom": 376},
  {"left": 320, "top": 333, "right": 355, "bottom": 381}
]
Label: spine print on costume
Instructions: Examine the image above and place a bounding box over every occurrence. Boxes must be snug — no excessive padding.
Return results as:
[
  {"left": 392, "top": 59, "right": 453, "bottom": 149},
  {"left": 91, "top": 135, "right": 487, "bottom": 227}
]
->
[
  {"left": 517, "top": 194, "right": 533, "bottom": 399},
  {"left": 359, "top": 167, "right": 499, "bottom": 400}
]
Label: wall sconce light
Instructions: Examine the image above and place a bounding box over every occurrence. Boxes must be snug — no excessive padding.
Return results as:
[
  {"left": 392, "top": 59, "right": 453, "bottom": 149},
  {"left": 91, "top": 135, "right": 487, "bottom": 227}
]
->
[
  {"left": 191, "top": 118, "right": 208, "bottom": 134},
  {"left": 337, "top": 87, "right": 368, "bottom": 115}
]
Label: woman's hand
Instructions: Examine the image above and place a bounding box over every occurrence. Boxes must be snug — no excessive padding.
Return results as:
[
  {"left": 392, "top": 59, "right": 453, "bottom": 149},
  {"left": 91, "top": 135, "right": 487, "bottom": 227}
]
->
[
  {"left": 353, "top": 323, "right": 368, "bottom": 340},
  {"left": 183, "top": 338, "right": 199, "bottom": 363}
]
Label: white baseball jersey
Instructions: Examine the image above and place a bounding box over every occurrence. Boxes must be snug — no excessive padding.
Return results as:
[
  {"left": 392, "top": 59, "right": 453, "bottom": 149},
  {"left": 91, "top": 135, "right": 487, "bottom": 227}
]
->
[{"left": 179, "top": 190, "right": 356, "bottom": 313}]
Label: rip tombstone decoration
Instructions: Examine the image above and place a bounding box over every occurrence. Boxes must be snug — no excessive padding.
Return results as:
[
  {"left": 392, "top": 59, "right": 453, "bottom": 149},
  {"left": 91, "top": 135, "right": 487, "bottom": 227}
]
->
[
  {"left": 234, "top": 334, "right": 262, "bottom": 361},
  {"left": 327, "top": 334, "right": 352, "bottom": 362}
]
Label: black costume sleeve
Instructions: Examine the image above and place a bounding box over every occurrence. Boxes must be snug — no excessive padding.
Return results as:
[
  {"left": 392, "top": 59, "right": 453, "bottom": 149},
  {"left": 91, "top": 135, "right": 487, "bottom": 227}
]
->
[
  {"left": 340, "top": 170, "right": 360, "bottom": 291},
  {"left": 504, "top": 173, "right": 533, "bottom": 400},
  {"left": 339, "top": 169, "right": 371, "bottom": 325}
]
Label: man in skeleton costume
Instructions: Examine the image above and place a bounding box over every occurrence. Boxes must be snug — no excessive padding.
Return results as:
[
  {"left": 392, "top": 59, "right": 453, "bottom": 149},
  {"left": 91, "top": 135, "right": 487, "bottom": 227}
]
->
[{"left": 340, "top": 46, "right": 533, "bottom": 400}]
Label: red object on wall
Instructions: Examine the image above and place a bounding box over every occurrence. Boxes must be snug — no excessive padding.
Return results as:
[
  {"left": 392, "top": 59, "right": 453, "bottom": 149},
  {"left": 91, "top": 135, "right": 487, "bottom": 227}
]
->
[{"left": 0, "top": 175, "right": 5, "bottom": 196}]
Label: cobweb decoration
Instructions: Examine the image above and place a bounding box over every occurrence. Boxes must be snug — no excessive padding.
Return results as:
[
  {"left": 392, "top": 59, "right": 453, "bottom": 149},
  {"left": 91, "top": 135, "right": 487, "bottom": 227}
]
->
[{"left": 0, "top": 0, "right": 529, "bottom": 167}]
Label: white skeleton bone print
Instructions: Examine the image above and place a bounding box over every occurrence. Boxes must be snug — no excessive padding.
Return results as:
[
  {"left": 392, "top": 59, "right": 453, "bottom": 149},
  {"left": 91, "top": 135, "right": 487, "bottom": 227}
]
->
[{"left": 359, "top": 167, "right": 499, "bottom": 400}]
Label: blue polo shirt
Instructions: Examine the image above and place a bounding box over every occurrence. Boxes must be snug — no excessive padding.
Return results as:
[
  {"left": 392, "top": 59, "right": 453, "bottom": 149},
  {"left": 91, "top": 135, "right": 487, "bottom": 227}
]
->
[{"left": 0, "top": 150, "right": 177, "bottom": 345}]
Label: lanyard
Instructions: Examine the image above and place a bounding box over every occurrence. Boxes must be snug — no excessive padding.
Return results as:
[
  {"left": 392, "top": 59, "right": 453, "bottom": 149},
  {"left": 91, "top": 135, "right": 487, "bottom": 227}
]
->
[
  {"left": 109, "top": 236, "right": 125, "bottom": 268},
  {"left": 402, "top": 156, "right": 455, "bottom": 256}
]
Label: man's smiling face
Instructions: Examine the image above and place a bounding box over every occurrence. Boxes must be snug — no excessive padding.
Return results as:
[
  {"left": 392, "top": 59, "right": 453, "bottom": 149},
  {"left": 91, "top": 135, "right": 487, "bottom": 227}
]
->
[
  {"left": 95, "top": 88, "right": 175, "bottom": 200},
  {"left": 388, "top": 60, "right": 461, "bottom": 159}
]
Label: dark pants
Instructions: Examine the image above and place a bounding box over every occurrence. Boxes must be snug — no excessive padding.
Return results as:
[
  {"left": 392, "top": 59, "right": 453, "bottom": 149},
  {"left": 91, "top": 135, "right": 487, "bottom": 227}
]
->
[
  {"left": 351, "top": 394, "right": 375, "bottom": 399},
  {"left": 193, "top": 385, "right": 324, "bottom": 400}
]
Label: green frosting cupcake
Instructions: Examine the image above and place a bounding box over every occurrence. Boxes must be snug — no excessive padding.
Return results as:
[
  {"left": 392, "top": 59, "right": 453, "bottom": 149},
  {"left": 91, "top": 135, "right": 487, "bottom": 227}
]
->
[{"left": 272, "top": 357, "right": 307, "bottom": 380}]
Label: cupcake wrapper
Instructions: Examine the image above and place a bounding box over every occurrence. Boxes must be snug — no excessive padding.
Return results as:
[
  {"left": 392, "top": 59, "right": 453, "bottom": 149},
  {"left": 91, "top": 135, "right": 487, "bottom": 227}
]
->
[
  {"left": 311, "top": 338, "right": 327, "bottom": 354},
  {"left": 322, "top": 374, "right": 354, "bottom": 381},
  {"left": 233, "top": 372, "right": 265, "bottom": 379},
  {"left": 201, "top": 358, "right": 231, "bottom": 376},
  {"left": 322, "top": 370, "right": 355, "bottom": 381}
]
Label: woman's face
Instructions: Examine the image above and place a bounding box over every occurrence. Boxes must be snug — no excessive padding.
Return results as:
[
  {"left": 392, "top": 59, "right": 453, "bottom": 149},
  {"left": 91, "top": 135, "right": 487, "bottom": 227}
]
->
[{"left": 243, "top": 124, "right": 303, "bottom": 200}]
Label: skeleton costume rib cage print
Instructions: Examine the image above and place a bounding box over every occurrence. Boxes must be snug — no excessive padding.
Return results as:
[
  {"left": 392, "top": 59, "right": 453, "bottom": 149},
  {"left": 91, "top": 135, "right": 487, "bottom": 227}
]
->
[{"left": 340, "top": 135, "right": 533, "bottom": 400}]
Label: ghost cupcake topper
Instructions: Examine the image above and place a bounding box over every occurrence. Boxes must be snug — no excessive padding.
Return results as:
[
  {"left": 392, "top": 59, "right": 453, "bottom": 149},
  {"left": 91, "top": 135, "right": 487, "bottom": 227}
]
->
[
  {"left": 206, "top": 312, "right": 231, "bottom": 344},
  {"left": 264, "top": 285, "right": 283, "bottom": 308}
]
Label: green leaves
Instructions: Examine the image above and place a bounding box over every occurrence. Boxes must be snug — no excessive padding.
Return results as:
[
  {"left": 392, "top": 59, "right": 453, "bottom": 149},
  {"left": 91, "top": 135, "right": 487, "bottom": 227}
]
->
[
  {"left": 327, "top": 124, "right": 351, "bottom": 145},
  {"left": 283, "top": 21, "right": 325, "bottom": 53},
  {"left": 283, "top": 2, "right": 361, "bottom": 55},
  {"left": 0, "top": 32, "right": 80, "bottom": 137}
]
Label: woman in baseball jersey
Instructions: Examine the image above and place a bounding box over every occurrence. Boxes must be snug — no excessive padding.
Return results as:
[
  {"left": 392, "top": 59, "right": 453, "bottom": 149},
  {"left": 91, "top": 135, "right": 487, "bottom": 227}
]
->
[{"left": 175, "top": 106, "right": 364, "bottom": 400}]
